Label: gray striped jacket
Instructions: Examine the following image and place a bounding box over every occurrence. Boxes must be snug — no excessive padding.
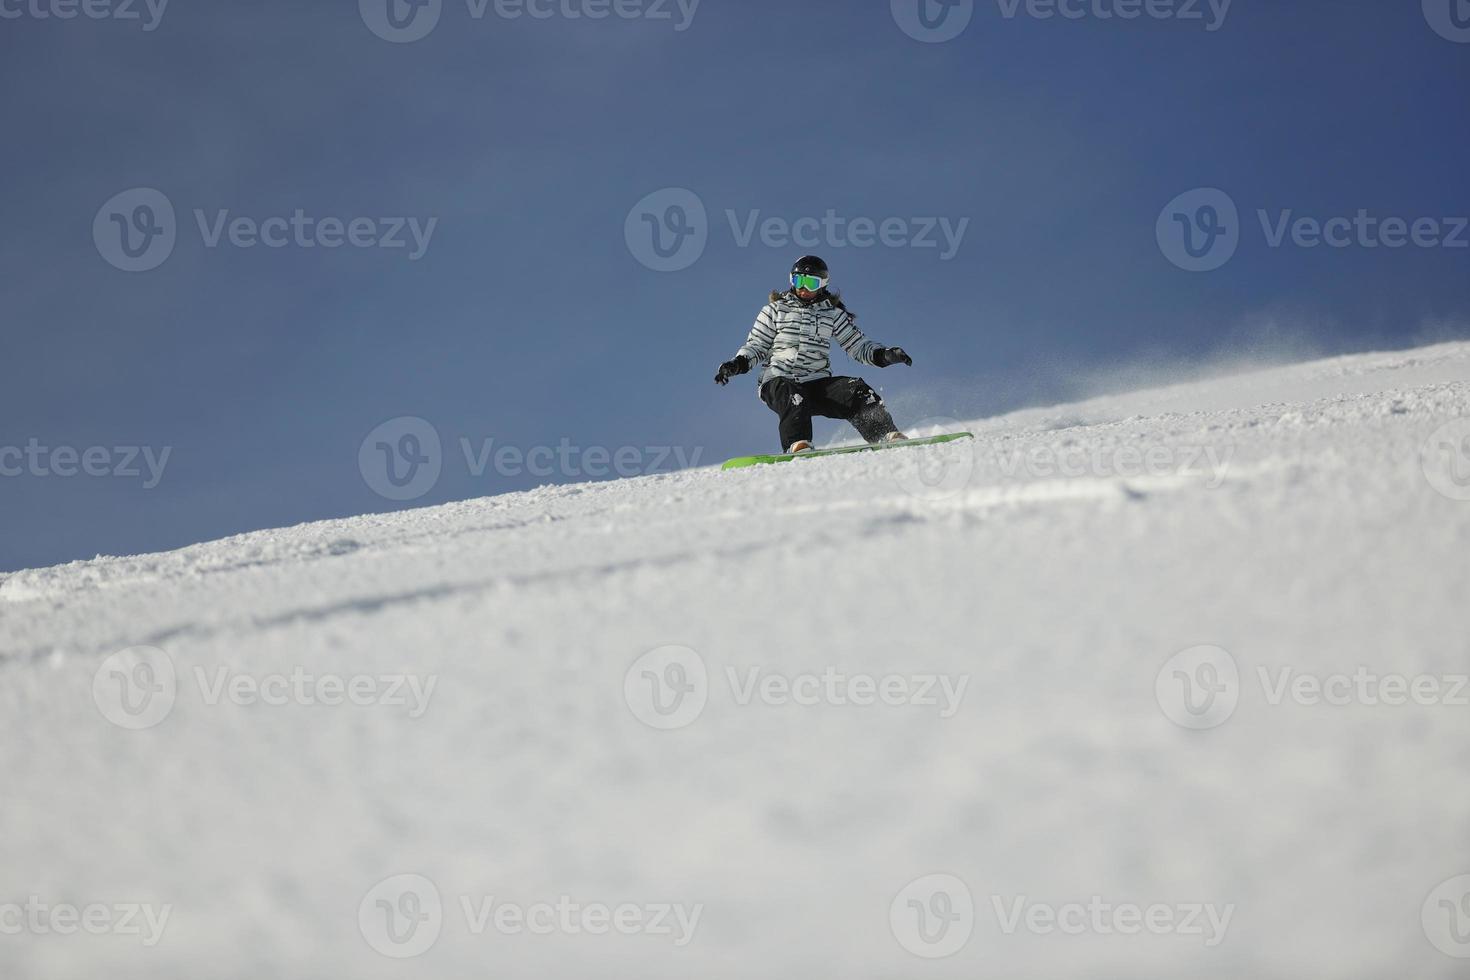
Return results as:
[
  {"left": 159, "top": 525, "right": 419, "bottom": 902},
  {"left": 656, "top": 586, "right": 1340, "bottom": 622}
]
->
[{"left": 736, "top": 291, "right": 884, "bottom": 387}]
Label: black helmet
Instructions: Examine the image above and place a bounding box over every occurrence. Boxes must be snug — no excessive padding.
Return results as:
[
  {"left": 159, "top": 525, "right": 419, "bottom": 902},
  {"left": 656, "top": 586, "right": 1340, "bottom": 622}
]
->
[{"left": 791, "top": 255, "right": 829, "bottom": 279}]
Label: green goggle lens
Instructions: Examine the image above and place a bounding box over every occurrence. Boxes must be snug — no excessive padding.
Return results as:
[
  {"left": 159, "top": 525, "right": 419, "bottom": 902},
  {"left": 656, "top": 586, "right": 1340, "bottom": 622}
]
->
[{"left": 791, "top": 273, "right": 828, "bottom": 291}]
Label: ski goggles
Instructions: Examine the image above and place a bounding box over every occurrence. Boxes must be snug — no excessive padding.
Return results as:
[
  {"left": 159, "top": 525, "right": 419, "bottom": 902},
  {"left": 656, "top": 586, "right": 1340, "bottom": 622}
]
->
[{"left": 791, "top": 273, "right": 829, "bottom": 291}]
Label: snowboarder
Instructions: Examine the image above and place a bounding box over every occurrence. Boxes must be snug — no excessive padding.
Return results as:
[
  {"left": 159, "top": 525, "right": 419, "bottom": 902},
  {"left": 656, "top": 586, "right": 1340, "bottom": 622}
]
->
[{"left": 714, "top": 255, "right": 913, "bottom": 454}]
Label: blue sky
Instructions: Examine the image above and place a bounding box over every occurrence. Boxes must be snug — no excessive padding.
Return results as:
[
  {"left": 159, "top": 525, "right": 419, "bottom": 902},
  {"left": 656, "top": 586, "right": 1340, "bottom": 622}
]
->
[{"left": 1, "top": 0, "right": 1468, "bottom": 572}]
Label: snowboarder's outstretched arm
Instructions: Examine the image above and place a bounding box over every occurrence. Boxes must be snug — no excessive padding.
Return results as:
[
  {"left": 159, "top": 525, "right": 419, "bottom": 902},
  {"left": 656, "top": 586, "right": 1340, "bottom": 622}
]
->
[
  {"left": 833, "top": 310, "right": 913, "bottom": 368},
  {"left": 736, "top": 303, "right": 777, "bottom": 368},
  {"left": 715, "top": 303, "right": 777, "bottom": 385}
]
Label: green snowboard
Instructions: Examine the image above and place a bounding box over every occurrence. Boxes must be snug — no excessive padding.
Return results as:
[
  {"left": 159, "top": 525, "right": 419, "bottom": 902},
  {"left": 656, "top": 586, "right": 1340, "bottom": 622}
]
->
[{"left": 722, "top": 432, "right": 975, "bottom": 470}]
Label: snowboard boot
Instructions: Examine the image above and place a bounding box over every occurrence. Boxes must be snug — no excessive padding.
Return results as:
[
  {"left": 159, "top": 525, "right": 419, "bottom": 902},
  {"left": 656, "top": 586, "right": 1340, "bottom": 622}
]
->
[
  {"left": 881, "top": 431, "right": 909, "bottom": 443},
  {"left": 787, "top": 440, "right": 815, "bottom": 454}
]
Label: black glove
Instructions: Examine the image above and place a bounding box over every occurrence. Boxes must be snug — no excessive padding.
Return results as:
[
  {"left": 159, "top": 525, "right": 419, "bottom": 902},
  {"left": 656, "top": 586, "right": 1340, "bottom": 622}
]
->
[
  {"left": 873, "top": 346, "right": 913, "bottom": 368},
  {"left": 714, "top": 355, "right": 750, "bottom": 386}
]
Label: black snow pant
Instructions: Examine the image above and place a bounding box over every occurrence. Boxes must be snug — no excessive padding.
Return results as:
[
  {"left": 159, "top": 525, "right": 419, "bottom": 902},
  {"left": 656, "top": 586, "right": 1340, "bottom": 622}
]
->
[{"left": 759, "top": 375, "right": 899, "bottom": 451}]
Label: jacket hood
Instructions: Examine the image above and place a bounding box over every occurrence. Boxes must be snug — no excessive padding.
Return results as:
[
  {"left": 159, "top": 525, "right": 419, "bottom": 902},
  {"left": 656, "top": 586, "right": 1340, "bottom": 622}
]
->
[{"left": 769, "top": 287, "right": 852, "bottom": 316}]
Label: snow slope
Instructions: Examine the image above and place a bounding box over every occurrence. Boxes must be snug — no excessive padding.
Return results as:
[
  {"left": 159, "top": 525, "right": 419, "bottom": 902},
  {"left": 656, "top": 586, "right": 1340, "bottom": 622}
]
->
[{"left": 5, "top": 342, "right": 1470, "bottom": 979}]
